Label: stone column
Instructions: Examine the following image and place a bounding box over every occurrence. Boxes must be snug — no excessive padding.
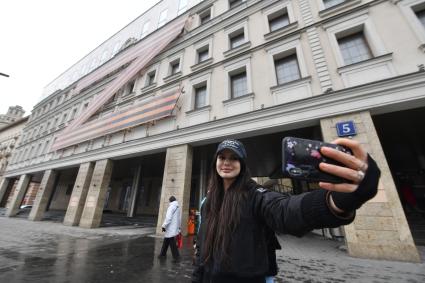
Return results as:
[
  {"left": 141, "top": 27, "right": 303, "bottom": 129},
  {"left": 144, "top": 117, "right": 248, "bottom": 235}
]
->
[
  {"left": 5, "top": 174, "right": 31, "bottom": 217},
  {"left": 320, "top": 111, "right": 420, "bottom": 262},
  {"left": 79, "top": 159, "right": 113, "bottom": 228},
  {"left": 0, "top": 177, "right": 11, "bottom": 205},
  {"left": 28, "top": 170, "right": 58, "bottom": 221},
  {"left": 127, "top": 165, "right": 142, "bottom": 217},
  {"left": 156, "top": 145, "right": 193, "bottom": 236},
  {"left": 63, "top": 162, "right": 95, "bottom": 226}
]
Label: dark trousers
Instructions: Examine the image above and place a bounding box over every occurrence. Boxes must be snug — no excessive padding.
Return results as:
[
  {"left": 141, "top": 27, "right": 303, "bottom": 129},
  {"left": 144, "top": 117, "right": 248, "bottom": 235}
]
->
[{"left": 159, "top": 236, "right": 180, "bottom": 259}]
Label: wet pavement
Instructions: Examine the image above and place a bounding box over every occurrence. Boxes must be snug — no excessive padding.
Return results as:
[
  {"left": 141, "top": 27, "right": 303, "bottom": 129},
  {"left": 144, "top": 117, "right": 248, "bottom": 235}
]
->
[{"left": 0, "top": 216, "right": 425, "bottom": 282}]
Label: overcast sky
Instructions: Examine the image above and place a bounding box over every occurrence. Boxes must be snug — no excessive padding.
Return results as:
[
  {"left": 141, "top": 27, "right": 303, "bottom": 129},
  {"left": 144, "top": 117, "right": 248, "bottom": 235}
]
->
[{"left": 0, "top": 0, "right": 160, "bottom": 115}]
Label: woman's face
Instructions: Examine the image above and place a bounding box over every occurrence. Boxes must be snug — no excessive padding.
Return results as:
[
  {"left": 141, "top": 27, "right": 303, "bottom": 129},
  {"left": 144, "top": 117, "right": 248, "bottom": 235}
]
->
[{"left": 216, "top": 149, "right": 241, "bottom": 181}]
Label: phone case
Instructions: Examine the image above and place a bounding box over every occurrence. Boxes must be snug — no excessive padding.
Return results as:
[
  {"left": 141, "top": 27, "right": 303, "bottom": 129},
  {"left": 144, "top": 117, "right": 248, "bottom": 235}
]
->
[{"left": 282, "top": 137, "right": 353, "bottom": 183}]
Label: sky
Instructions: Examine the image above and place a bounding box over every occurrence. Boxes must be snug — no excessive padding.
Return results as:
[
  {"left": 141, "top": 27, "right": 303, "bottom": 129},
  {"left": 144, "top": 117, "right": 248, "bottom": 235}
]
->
[{"left": 0, "top": 0, "right": 160, "bottom": 115}]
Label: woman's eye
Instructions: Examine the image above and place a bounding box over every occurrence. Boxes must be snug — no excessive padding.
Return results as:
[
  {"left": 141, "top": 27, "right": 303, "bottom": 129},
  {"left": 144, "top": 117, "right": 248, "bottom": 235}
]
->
[
  {"left": 218, "top": 155, "right": 225, "bottom": 160},
  {"left": 230, "top": 156, "right": 238, "bottom": 161}
]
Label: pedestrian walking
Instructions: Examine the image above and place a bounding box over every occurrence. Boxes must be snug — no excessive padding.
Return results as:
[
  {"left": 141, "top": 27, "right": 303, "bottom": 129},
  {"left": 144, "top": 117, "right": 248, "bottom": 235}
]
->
[
  {"left": 192, "top": 138, "right": 381, "bottom": 283},
  {"left": 158, "top": 196, "right": 181, "bottom": 261}
]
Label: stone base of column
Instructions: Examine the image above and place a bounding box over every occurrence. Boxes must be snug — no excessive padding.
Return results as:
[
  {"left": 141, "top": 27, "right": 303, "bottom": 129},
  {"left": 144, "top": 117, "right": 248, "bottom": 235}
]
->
[
  {"left": 6, "top": 174, "right": 31, "bottom": 217},
  {"left": 321, "top": 111, "right": 420, "bottom": 262},
  {"left": 28, "top": 170, "right": 57, "bottom": 221},
  {"left": 79, "top": 159, "right": 113, "bottom": 229},
  {"left": 63, "top": 162, "right": 94, "bottom": 226}
]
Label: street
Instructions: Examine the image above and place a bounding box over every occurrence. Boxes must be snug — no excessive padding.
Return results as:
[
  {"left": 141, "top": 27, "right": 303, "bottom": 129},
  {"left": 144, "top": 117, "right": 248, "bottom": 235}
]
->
[{"left": 0, "top": 217, "right": 424, "bottom": 282}]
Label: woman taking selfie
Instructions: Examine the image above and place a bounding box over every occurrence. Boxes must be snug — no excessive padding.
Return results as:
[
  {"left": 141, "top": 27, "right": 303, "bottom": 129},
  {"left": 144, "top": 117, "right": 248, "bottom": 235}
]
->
[{"left": 192, "top": 138, "right": 381, "bottom": 283}]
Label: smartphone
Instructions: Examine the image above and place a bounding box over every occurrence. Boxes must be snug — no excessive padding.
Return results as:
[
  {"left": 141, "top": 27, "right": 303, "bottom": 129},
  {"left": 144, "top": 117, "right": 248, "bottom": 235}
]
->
[{"left": 282, "top": 137, "right": 353, "bottom": 183}]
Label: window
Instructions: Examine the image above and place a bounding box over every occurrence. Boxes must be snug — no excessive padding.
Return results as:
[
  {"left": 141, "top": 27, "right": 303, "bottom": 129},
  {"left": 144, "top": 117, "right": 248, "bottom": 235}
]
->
[
  {"left": 194, "top": 85, "right": 207, "bottom": 109},
  {"left": 178, "top": 0, "right": 188, "bottom": 15},
  {"left": 415, "top": 8, "right": 425, "bottom": 27},
  {"left": 61, "top": 113, "right": 68, "bottom": 124},
  {"left": 145, "top": 71, "right": 156, "bottom": 87},
  {"left": 337, "top": 32, "right": 372, "bottom": 65},
  {"left": 170, "top": 59, "right": 180, "bottom": 75},
  {"left": 230, "top": 71, "right": 248, "bottom": 98},
  {"left": 158, "top": 9, "right": 168, "bottom": 27},
  {"left": 199, "top": 8, "right": 211, "bottom": 24},
  {"left": 268, "top": 9, "right": 290, "bottom": 32},
  {"left": 70, "top": 108, "right": 78, "bottom": 120},
  {"left": 197, "top": 46, "right": 209, "bottom": 63},
  {"left": 229, "top": 29, "right": 245, "bottom": 49},
  {"left": 124, "top": 81, "right": 135, "bottom": 96},
  {"left": 229, "top": 0, "right": 243, "bottom": 9},
  {"left": 274, "top": 54, "right": 301, "bottom": 84},
  {"left": 141, "top": 21, "right": 151, "bottom": 38},
  {"left": 43, "top": 141, "right": 50, "bottom": 154},
  {"left": 323, "top": 0, "right": 346, "bottom": 9},
  {"left": 53, "top": 117, "right": 59, "bottom": 128}
]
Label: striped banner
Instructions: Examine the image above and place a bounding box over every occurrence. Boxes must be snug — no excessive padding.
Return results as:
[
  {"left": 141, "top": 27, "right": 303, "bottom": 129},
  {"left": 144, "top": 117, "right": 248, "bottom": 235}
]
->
[
  {"left": 52, "top": 16, "right": 188, "bottom": 151},
  {"left": 64, "top": 16, "right": 188, "bottom": 134},
  {"left": 51, "top": 88, "right": 181, "bottom": 150}
]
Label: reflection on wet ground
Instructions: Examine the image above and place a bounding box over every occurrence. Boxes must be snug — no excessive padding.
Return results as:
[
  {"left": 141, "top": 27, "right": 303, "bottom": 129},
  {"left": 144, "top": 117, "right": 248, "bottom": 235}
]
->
[
  {"left": 0, "top": 213, "right": 425, "bottom": 283},
  {"left": 0, "top": 235, "right": 195, "bottom": 283}
]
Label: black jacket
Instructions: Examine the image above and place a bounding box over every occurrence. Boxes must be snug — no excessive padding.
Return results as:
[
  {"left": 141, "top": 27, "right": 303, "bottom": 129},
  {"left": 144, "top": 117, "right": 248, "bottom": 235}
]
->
[
  {"left": 193, "top": 187, "right": 355, "bottom": 283},
  {"left": 192, "top": 156, "right": 380, "bottom": 283}
]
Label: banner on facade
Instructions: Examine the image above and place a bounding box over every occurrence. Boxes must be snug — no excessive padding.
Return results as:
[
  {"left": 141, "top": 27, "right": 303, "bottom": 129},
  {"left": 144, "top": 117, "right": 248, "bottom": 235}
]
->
[{"left": 51, "top": 15, "right": 188, "bottom": 151}]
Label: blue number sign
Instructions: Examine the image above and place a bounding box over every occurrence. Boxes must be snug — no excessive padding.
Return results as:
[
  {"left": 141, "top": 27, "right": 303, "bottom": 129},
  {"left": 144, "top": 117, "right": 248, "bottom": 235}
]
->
[{"left": 336, "top": 121, "right": 356, "bottom": 137}]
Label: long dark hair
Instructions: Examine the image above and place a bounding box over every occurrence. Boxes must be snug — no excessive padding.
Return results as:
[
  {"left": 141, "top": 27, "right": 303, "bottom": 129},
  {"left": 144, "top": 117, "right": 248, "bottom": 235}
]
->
[{"left": 202, "top": 151, "right": 254, "bottom": 268}]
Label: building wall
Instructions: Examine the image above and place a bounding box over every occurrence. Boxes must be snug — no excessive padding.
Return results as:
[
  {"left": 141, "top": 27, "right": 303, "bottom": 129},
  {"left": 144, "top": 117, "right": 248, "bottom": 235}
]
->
[
  {"left": 7, "top": 0, "right": 425, "bottom": 178},
  {"left": 0, "top": 116, "right": 28, "bottom": 181}
]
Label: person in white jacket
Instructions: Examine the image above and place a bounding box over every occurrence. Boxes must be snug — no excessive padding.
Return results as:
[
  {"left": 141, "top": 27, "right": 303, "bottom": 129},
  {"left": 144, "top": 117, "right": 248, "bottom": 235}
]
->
[{"left": 158, "top": 196, "right": 182, "bottom": 261}]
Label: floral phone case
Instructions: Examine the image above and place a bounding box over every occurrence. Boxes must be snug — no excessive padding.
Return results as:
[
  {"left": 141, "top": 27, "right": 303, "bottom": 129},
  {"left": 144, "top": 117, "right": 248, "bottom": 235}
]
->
[{"left": 282, "top": 137, "right": 353, "bottom": 184}]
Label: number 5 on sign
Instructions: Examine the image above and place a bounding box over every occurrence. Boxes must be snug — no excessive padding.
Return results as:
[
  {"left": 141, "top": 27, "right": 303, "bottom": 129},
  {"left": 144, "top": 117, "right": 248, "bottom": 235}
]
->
[{"left": 336, "top": 121, "right": 357, "bottom": 137}]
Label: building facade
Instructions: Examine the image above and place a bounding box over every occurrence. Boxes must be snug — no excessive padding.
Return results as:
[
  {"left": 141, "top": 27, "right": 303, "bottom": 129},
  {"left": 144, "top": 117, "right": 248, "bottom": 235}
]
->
[
  {"left": 1, "top": 0, "right": 425, "bottom": 262},
  {"left": 0, "top": 106, "right": 25, "bottom": 129}
]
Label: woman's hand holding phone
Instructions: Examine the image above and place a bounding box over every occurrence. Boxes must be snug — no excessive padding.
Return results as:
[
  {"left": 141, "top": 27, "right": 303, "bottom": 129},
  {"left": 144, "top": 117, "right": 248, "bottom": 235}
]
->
[{"left": 319, "top": 138, "right": 380, "bottom": 213}]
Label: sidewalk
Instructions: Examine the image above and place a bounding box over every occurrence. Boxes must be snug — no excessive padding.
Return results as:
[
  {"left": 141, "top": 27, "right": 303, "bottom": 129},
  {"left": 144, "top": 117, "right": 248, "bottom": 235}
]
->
[{"left": 0, "top": 217, "right": 424, "bottom": 282}]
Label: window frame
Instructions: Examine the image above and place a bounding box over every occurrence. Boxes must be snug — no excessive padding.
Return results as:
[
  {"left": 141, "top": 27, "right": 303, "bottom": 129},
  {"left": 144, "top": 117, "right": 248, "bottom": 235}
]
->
[
  {"left": 262, "top": 1, "right": 296, "bottom": 34},
  {"left": 223, "top": 56, "right": 253, "bottom": 101},
  {"left": 266, "top": 36, "right": 309, "bottom": 88},
  {"left": 337, "top": 30, "right": 373, "bottom": 65},
  {"left": 399, "top": 0, "right": 425, "bottom": 50},
  {"left": 141, "top": 21, "right": 151, "bottom": 38},
  {"left": 323, "top": 11, "right": 387, "bottom": 67},
  {"left": 188, "top": 72, "right": 212, "bottom": 111},
  {"left": 158, "top": 9, "right": 168, "bottom": 28},
  {"left": 224, "top": 19, "right": 250, "bottom": 55}
]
